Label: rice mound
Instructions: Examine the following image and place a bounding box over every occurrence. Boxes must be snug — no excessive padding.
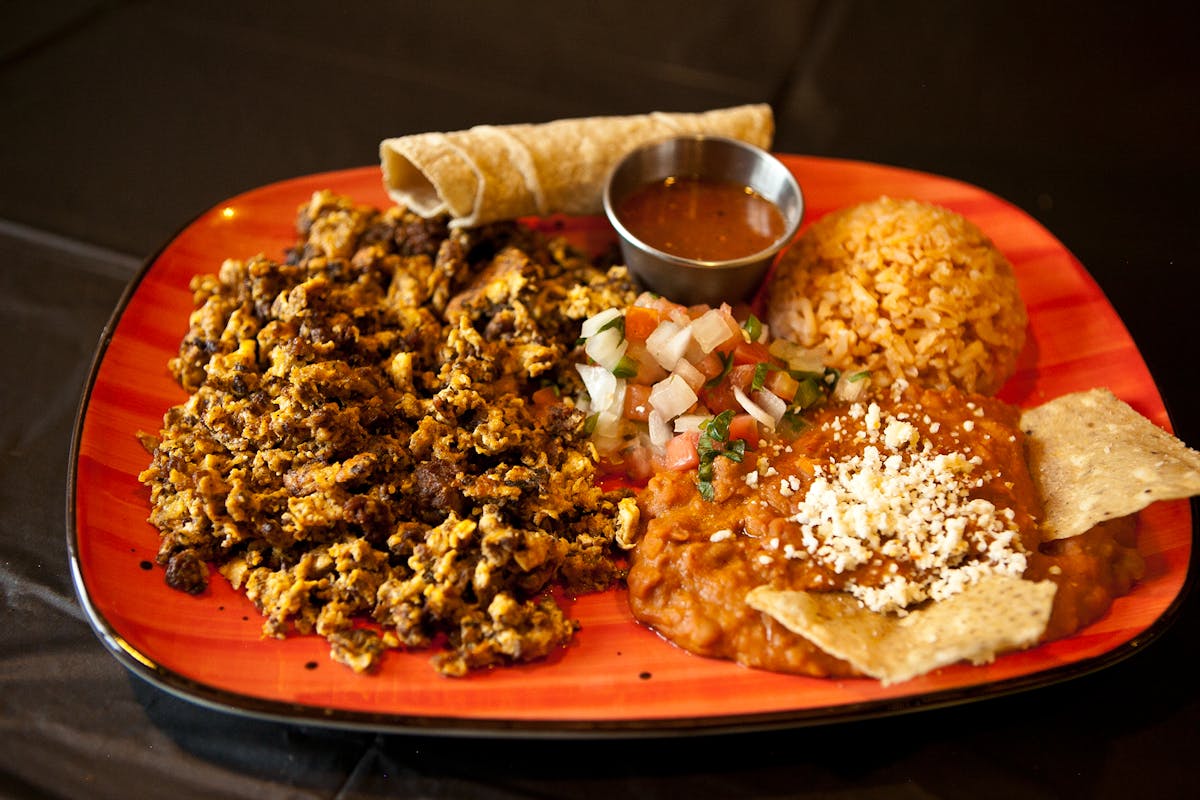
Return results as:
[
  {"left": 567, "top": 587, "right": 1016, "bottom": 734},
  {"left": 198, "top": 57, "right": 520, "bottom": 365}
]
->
[{"left": 764, "top": 197, "right": 1027, "bottom": 395}]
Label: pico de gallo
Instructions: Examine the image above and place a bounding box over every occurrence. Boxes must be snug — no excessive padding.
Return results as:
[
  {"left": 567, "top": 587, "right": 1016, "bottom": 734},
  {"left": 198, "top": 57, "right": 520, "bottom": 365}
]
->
[{"left": 570, "top": 292, "right": 870, "bottom": 492}]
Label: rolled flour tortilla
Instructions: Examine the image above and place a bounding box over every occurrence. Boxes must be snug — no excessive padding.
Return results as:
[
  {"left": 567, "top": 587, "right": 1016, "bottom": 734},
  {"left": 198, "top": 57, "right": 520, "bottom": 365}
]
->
[{"left": 380, "top": 104, "right": 774, "bottom": 228}]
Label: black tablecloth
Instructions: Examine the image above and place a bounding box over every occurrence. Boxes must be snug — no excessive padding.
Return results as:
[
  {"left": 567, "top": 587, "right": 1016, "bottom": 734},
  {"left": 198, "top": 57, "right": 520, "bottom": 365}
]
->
[{"left": 3, "top": 3, "right": 1198, "bottom": 798}]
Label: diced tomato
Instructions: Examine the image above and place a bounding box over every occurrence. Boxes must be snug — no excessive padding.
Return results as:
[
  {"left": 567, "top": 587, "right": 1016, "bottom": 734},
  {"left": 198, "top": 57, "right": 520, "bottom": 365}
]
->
[
  {"left": 695, "top": 352, "right": 726, "bottom": 380},
  {"left": 710, "top": 309, "right": 744, "bottom": 353},
  {"left": 730, "top": 363, "right": 758, "bottom": 388},
  {"left": 663, "top": 431, "right": 700, "bottom": 471},
  {"left": 764, "top": 369, "right": 801, "bottom": 403},
  {"left": 699, "top": 364, "right": 756, "bottom": 413},
  {"left": 732, "top": 340, "right": 772, "bottom": 366},
  {"left": 727, "top": 413, "right": 760, "bottom": 449},
  {"left": 623, "top": 305, "right": 662, "bottom": 343},
  {"left": 623, "top": 383, "right": 653, "bottom": 421},
  {"left": 727, "top": 302, "right": 755, "bottom": 321}
]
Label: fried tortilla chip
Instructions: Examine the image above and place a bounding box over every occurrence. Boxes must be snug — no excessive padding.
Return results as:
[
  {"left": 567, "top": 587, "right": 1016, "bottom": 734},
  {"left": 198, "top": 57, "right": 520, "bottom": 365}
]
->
[
  {"left": 746, "top": 575, "right": 1057, "bottom": 685},
  {"left": 380, "top": 104, "right": 774, "bottom": 227},
  {"left": 1021, "top": 388, "right": 1200, "bottom": 540}
]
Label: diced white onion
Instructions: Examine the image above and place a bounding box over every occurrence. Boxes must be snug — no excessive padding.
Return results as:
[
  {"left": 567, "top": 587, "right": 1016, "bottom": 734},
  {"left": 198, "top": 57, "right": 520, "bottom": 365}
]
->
[
  {"left": 691, "top": 308, "right": 735, "bottom": 354},
  {"left": 667, "top": 305, "right": 692, "bottom": 325},
  {"left": 673, "top": 414, "right": 708, "bottom": 433},
  {"left": 648, "top": 410, "right": 673, "bottom": 448},
  {"left": 753, "top": 388, "right": 788, "bottom": 425},
  {"left": 593, "top": 408, "right": 623, "bottom": 439},
  {"left": 672, "top": 358, "right": 706, "bottom": 393},
  {"left": 834, "top": 372, "right": 870, "bottom": 402},
  {"left": 734, "top": 385, "right": 775, "bottom": 431},
  {"left": 584, "top": 325, "right": 628, "bottom": 371},
  {"left": 576, "top": 363, "right": 618, "bottom": 412},
  {"left": 649, "top": 373, "right": 698, "bottom": 420},
  {"left": 580, "top": 307, "right": 622, "bottom": 339},
  {"left": 591, "top": 408, "right": 626, "bottom": 454},
  {"left": 645, "top": 320, "right": 694, "bottom": 371},
  {"left": 633, "top": 291, "right": 659, "bottom": 308}
]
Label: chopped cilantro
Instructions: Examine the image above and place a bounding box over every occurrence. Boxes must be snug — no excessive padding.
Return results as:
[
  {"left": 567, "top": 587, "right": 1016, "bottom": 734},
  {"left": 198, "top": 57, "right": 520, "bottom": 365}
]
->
[
  {"left": 792, "top": 375, "right": 826, "bottom": 409},
  {"left": 751, "top": 362, "right": 771, "bottom": 392},
  {"left": 742, "top": 314, "right": 763, "bottom": 342},
  {"left": 696, "top": 410, "right": 747, "bottom": 501},
  {"left": 611, "top": 355, "right": 638, "bottom": 379},
  {"left": 777, "top": 409, "right": 810, "bottom": 438},
  {"left": 784, "top": 366, "right": 842, "bottom": 410},
  {"left": 598, "top": 314, "right": 625, "bottom": 336},
  {"left": 576, "top": 314, "right": 625, "bottom": 347}
]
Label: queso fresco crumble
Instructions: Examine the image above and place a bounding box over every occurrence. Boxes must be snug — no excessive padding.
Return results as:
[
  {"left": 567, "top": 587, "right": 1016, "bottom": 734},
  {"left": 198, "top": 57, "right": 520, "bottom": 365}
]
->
[{"left": 771, "top": 391, "right": 1029, "bottom": 614}]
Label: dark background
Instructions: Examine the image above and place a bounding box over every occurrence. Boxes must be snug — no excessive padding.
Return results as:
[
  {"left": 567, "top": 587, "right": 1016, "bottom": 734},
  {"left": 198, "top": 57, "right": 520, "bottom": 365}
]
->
[{"left": 2, "top": 2, "right": 1197, "bottom": 798}]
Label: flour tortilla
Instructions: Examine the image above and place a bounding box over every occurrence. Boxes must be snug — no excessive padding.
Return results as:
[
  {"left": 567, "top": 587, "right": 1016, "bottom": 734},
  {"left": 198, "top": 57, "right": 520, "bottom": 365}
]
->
[
  {"left": 380, "top": 104, "right": 774, "bottom": 228},
  {"left": 1021, "top": 388, "right": 1200, "bottom": 540},
  {"left": 746, "top": 576, "right": 1057, "bottom": 685}
]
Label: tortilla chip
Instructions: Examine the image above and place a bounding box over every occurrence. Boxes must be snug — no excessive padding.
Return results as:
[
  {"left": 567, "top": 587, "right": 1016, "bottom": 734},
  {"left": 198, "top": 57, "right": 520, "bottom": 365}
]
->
[
  {"left": 746, "top": 575, "right": 1057, "bottom": 684},
  {"left": 1021, "top": 388, "right": 1200, "bottom": 540},
  {"left": 379, "top": 104, "right": 774, "bottom": 227}
]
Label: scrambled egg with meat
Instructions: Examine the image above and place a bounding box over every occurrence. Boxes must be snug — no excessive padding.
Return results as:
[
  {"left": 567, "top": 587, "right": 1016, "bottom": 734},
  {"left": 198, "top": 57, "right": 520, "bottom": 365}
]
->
[{"left": 139, "top": 190, "right": 639, "bottom": 675}]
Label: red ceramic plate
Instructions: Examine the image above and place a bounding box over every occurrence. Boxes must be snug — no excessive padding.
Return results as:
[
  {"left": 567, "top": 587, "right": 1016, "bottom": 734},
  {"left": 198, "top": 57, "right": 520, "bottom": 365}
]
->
[{"left": 68, "top": 156, "right": 1193, "bottom": 736}]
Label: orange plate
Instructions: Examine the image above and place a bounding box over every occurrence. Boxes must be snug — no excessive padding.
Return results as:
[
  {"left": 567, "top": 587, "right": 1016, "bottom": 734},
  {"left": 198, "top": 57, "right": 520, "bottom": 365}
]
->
[{"left": 68, "top": 156, "right": 1194, "bottom": 736}]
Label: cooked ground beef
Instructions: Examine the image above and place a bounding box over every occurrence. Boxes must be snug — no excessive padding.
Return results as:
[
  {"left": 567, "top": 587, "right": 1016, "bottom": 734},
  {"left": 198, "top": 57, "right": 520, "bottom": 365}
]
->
[{"left": 139, "top": 189, "right": 639, "bottom": 675}]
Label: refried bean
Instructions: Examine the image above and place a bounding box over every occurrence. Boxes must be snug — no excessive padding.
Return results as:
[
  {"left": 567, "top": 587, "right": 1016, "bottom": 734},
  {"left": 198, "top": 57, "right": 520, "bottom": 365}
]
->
[{"left": 627, "top": 385, "right": 1144, "bottom": 676}]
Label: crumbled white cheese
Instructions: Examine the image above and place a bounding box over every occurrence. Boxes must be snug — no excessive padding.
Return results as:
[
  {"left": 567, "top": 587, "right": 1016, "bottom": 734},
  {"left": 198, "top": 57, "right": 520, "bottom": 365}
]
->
[
  {"left": 884, "top": 419, "right": 919, "bottom": 450},
  {"left": 864, "top": 402, "right": 882, "bottom": 433},
  {"left": 784, "top": 403, "right": 1027, "bottom": 614},
  {"left": 709, "top": 529, "right": 734, "bottom": 542}
]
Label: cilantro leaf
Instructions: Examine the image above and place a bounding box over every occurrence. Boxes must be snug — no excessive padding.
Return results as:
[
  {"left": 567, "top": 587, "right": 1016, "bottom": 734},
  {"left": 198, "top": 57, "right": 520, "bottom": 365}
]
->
[
  {"left": 695, "top": 410, "right": 746, "bottom": 501},
  {"left": 611, "top": 355, "right": 638, "bottom": 378},
  {"left": 752, "top": 362, "right": 770, "bottom": 392},
  {"left": 742, "top": 314, "right": 763, "bottom": 342}
]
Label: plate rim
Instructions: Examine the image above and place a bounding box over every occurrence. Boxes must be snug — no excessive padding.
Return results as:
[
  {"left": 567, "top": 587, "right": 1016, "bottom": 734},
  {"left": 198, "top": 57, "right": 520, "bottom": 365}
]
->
[{"left": 66, "top": 157, "right": 1198, "bottom": 737}]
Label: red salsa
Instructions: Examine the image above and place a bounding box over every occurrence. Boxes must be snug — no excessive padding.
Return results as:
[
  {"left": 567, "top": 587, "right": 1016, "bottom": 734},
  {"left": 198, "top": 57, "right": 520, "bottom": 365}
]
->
[{"left": 615, "top": 176, "right": 786, "bottom": 261}]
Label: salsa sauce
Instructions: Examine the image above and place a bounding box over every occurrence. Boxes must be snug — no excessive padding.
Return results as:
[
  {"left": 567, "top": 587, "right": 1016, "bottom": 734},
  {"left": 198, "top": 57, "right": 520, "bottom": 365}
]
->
[{"left": 614, "top": 176, "right": 786, "bottom": 261}]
